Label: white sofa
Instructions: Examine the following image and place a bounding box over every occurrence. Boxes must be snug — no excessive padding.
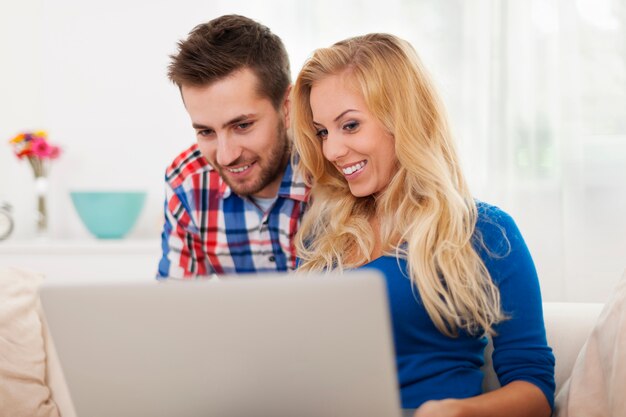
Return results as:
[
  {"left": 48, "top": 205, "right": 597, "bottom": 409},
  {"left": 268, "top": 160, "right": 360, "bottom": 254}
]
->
[{"left": 40, "top": 302, "right": 604, "bottom": 416}]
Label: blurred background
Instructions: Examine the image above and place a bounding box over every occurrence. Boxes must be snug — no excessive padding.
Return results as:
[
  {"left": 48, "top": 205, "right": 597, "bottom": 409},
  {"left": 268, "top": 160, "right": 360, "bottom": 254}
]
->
[{"left": 1, "top": 0, "right": 624, "bottom": 301}]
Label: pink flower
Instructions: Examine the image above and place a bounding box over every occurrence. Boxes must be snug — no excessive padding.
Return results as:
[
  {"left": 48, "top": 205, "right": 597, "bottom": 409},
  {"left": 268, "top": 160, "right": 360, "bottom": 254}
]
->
[
  {"left": 49, "top": 146, "right": 61, "bottom": 159},
  {"left": 31, "top": 138, "right": 52, "bottom": 158}
]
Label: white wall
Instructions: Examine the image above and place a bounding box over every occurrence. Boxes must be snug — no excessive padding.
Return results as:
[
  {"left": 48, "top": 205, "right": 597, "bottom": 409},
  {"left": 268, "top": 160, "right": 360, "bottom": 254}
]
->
[
  {"left": 2, "top": 0, "right": 181, "bottom": 240},
  {"left": 1, "top": 0, "right": 45, "bottom": 237}
]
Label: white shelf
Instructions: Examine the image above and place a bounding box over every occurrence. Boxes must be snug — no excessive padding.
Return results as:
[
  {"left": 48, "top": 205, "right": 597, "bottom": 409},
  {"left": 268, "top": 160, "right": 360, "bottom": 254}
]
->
[
  {"left": 0, "top": 239, "right": 162, "bottom": 284},
  {"left": 0, "top": 238, "right": 159, "bottom": 255}
]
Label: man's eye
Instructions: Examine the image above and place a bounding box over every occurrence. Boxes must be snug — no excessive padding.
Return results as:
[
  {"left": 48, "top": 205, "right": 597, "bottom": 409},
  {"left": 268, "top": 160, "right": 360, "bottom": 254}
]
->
[
  {"left": 315, "top": 128, "right": 328, "bottom": 140},
  {"left": 197, "top": 129, "right": 214, "bottom": 137},
  {"left": 236, "top": 122, "right": 253, "bottom": 130}
]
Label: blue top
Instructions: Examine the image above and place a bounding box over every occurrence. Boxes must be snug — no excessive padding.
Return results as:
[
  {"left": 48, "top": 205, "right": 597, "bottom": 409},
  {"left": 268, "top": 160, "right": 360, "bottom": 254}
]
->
[{"left": 360, "top": 202, "right": 555, "bottom": 410}]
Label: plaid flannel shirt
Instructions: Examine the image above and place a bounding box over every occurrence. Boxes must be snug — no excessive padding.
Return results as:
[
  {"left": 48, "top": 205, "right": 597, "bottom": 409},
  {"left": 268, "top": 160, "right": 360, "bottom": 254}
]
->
[{"left": 158, "top": 144, "right": 308, "bottom": 279}]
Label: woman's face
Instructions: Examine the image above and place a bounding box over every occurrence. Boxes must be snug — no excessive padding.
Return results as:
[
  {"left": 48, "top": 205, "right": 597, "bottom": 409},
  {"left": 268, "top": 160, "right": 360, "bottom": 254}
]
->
[{"left": 309, "top": 73, "right": 397, "bottom": 197}]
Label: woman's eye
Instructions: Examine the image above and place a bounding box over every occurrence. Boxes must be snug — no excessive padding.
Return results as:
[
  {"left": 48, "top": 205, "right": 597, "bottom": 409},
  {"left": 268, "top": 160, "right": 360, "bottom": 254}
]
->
[
  {"left": 315, "top": 128, "right": 328, "bottom": 140},
  {"left": 343, "top": 121, "right": 359, "bottom": 131}
]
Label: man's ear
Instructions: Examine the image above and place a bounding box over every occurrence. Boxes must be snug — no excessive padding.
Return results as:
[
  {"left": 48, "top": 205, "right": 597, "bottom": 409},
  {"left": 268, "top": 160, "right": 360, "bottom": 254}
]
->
[{"left": 282, "top": 84, "right": 292, "bottom": 129}]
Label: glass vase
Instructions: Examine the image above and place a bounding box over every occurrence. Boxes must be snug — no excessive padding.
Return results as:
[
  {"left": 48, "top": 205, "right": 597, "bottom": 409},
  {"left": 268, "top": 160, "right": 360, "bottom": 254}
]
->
[{"left": 35, "top": 176, "right": 48, "bottom": 238}]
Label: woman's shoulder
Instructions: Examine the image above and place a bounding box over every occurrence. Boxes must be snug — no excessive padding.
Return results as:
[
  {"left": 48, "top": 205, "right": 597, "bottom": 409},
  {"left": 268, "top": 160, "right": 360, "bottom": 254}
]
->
[
  {"left": 475, "top": 200, "right": 518, "bottom": 235},
  {"left": 473, "top": 200, "right": 526, "bottom": 258}
]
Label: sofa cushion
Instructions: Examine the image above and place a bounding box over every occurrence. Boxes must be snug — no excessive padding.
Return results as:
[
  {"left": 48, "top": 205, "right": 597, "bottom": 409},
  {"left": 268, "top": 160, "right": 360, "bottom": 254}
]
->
[
  {"left": 0, "top": 267, "right": 60, "bottom": 417},
  {"left": 41, "top": 307, "right": 76, "bottom": 417},
  {"left": 555, "top": 270, "right": 626, "bottom": 416}
]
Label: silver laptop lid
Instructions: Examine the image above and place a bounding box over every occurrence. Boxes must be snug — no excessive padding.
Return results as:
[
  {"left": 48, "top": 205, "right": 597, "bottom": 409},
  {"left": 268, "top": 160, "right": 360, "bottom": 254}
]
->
[{"left": 40, "top": 270, "right": 402, "bottom": 417}]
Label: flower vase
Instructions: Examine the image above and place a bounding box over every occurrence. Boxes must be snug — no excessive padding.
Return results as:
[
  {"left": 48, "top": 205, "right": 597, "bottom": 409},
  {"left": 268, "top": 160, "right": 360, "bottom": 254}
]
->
[{"left": 35, "top": 176, "right": 48, "bottom": 238}]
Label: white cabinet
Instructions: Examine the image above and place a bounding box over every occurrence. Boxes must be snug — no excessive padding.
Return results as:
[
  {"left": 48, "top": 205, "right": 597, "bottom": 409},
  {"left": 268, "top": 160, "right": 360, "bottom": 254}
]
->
[{"left": 0, "top": 239, "right": 161, "bottom": 284}]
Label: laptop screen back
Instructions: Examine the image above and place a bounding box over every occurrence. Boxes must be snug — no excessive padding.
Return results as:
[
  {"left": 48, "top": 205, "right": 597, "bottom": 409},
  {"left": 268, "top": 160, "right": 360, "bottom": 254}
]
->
[{"left": 40, "top": 271, "right": 402, "bottom": 417}]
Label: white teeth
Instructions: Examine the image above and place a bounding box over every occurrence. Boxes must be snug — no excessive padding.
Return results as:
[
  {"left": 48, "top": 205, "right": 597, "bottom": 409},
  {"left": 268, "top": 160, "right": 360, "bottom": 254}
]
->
[
  {"left": 228, "top": 164, "right": 250, "bottom": 173},
  {"left": 341, "top": 161, "right": 366, "bottom": 175}
]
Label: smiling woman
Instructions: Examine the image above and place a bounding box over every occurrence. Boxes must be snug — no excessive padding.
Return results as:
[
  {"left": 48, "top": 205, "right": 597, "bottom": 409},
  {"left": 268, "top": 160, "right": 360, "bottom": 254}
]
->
[
  {"left": 292, "top": 33, "right": 555, "bottom": 416},
  {"left": 310, "top": 71, "right": 396, "bottom": 198}
]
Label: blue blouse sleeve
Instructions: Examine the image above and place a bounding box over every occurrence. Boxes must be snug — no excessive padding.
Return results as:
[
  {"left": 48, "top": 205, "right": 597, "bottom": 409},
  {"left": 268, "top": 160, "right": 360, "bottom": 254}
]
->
[{"left": 475, "top": 203, "right": 556, "bottom": 410}]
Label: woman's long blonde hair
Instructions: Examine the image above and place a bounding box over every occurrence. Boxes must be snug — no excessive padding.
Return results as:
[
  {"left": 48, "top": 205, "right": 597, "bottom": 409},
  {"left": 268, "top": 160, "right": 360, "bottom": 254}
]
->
[{"left": 292, "top": 33, "right": 505, "bottom": 337}]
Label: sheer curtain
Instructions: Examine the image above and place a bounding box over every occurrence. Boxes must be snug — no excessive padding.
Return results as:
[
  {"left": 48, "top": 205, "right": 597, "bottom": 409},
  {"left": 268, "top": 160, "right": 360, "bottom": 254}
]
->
[{"left": 466, "top": 0, "right": 626, "bottom": 301}]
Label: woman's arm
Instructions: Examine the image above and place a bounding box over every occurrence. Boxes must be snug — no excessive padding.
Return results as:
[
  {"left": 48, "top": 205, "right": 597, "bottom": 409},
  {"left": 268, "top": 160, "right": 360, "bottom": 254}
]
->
[
  {"left": 413, "top": 381, "right": 551, "bottom": 417},
  {"left": 414, "top": 204, "right": 555, "bottom": 417}
]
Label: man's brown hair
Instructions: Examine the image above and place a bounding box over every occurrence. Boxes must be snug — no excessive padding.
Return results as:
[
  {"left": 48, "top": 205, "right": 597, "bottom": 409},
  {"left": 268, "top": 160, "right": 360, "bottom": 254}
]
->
[{"left": 168, "top": 14, "right": 291, "bottom": 110}]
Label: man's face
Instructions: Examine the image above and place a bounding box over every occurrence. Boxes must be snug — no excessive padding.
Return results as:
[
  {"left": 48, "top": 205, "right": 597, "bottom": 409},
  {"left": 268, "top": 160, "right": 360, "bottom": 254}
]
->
[{"left": 182, "top": 68, "right": 290, "bottom": 198}]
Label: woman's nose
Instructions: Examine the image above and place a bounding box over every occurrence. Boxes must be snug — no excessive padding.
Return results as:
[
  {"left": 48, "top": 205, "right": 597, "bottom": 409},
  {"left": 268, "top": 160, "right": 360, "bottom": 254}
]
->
[{"left": 322, "top": 133, "right": 349, "bottom": 163}]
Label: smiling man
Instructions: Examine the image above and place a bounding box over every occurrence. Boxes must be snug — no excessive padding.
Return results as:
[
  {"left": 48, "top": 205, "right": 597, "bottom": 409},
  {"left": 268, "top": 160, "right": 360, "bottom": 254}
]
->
[{"left": 158, "top": 15, "right": 307, "bottom": 278}]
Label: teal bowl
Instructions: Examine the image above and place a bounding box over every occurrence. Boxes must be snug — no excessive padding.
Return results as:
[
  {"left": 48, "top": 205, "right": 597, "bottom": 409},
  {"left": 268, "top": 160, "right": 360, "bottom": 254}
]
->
[{"left": 70, "top": 191, "right": 147, "bottom": 239}]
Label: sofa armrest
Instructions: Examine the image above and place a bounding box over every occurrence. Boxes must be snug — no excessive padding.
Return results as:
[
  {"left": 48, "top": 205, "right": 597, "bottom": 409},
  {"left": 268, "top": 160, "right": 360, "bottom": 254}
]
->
[
  {"left": 482, "top": 302, "right": 604, "bottom": 394},
  {"left": 542, "top": 302, "right": 603, "bottom": 391},
  {"left": 40, "top": 307, "right": 77, "bottom": 417}
]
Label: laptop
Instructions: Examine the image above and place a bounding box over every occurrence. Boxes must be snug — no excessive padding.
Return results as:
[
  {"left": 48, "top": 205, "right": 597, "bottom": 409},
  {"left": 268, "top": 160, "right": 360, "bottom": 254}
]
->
[{"left": 40, "top": 271, "right": 409, "bottom": 417}]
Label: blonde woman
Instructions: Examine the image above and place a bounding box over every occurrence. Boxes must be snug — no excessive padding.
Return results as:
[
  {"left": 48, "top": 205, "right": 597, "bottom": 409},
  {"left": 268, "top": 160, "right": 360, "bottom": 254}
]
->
[{"left": 292, "top": 33, "right": 555, "bottom": 417}]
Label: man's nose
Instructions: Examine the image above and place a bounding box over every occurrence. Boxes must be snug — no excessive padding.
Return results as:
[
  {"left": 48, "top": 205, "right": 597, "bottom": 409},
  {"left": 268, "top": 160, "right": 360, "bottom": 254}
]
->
[{"left": 215, "top": 135, "right": 242, "bottom": 167}]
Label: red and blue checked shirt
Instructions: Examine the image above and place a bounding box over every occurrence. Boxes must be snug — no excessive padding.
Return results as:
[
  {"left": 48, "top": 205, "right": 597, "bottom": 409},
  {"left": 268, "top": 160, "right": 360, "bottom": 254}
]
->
[{"left": 157, "top": 144, "right": 308, "bottom": 278}]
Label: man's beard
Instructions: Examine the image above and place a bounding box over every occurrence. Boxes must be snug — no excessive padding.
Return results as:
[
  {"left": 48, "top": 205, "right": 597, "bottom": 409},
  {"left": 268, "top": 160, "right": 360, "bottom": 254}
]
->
[{"left": 217, "top": 121, "right": 290, "bottom": 197}]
